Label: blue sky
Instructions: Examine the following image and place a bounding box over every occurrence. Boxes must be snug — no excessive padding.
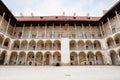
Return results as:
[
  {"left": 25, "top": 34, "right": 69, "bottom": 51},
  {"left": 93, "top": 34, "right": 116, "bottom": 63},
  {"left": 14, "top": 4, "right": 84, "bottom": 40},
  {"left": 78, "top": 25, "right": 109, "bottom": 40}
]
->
[{"left": 2, "top": 0, "right": 117, "bottom": 16}]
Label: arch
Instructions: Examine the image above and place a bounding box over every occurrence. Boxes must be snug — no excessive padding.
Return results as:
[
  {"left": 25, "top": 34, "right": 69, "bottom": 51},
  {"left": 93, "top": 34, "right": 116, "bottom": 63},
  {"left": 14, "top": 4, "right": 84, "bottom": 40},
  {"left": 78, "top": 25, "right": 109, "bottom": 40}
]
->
[
  {"left": 53, "top": 40, "right": 61, "bottom": 50},
  {"left": 0, "top": 34, "right": 5, "bottom": 47},
  {"left": 27, "top": 52, "right": 34, "bottom": 65},
  {"left": 70, "top": 40, "right": 77, "bottom": 50},
  {"left": 107, "top": 37, "right": 115, "bottom": 48},
  {"left": 114, "top": 33, "right": 120, "bottom": 46},
  {"left": 18, "top": 52, "right": 26, "bottom": 65},
  {"left": 44, "top": 52, "right": 52, "bottom": 65},
  {"left": 70, "top": 52, "right": 78, "bottom": 65},
  {"left": 86, "top": 40, "right": 93, "bottom": 50},
  {"left": 29, "top": 40, "right": 36, "bottom": 50},
  {"left": 3, "top": 38, "right": 10, "bottom": 49},
  {"left": 110, "top": 50, "right": 119, "bottom": 65},
  {"left": 96, "top": 52, "right": 104, "bottom": 65},
  {"left": 9, "top": 52, "right": 17, "bottom": 65},
  {"left": 87, "top": 52, "right": 95, "bottom": 65},
  {"left": 78, "top": 40, "right": 85, "bottom": 50},
  {"left": 93, "top": 40, "right": 101, "bottom": 50},
  {"left": 12, "top": 40, "right": 20, "bottom": 50},
  {"left": 45, "top": 40, "right": 52, "bottom": 50},
  {"left": 79, "top": 52, "right": 86, "bottom": 65},
  {"left": 35, "top": 52, "right": 43, "bottom": 65},
  {"left": 0, "top": 51, "right": 7, "bottom": 65},
  {"left": 37, "top": 40, "right": 44, "bottom": 50},
  {"left": 20, "top": 40, "right": 28, "bottom": 50},
  {"left": 53, "top": 52, "right": 61, "bottom": 66}
]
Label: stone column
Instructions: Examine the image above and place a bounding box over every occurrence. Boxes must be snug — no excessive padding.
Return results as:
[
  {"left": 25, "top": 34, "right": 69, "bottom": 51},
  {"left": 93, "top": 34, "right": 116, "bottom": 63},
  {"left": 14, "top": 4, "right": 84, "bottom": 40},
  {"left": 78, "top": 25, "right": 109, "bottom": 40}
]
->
[
  {"left": 36, "top": 24, "right": 39, "bottom": 38},
  {"left": 45, "top": 24, "right": 47, "bottom": 38},
  {"left": 0, "top": 12, "right": 5, "bottom": 26},
  {"left": 21, "top": 24, "right": 25, "bottom": 38},
  {"left": 94, "top": 55, "right": 96, "bottom": 65},
  {"left": 99, "top": 25, "right": 103, "bottom": 37},
  {"left": 86, "top": 55, "right": 88, "bottom": 64},
  {"left": 101, "top": 22, "right": 105, "bottom": 36},
  {"left": 16, "top": 54, "right": 19, "bottom": 65},
  {"left": 29, "top": 24, "right": 32, "bottom": 38},
  {"left": 107, "top": 17, "right": 112, "bottom": 34},
  {"left": 82, "top": 24, "right": 85, "bottom": 38},
  {"left": 89, "top": 24, "right": 92, "bottom": 39},
  {"left": 5, "top": 18, "right": 11, "bottom": 34}
]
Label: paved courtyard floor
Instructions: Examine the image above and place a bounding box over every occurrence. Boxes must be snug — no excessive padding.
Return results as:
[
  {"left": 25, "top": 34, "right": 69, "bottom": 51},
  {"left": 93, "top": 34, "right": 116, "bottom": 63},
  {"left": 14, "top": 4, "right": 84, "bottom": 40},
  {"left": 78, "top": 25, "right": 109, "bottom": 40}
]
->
[{"left": 0, "top": 66, "right": 120, "bottom": 80}]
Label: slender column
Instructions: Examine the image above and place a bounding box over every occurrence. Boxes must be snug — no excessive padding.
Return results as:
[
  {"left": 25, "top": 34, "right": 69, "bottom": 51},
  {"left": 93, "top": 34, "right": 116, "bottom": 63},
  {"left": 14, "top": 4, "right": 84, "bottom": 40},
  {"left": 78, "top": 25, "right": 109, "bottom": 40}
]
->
[
  {"left": 74, "top": 24, "right": 76, "bottom": 38},
  {"left": 29, "top": 24, "right": 32, "bottom": 38},
  {"left": 67, "top": 24, "right": 69, "bottom": 37},
  {"left": 5, "top": 18, "right": 11, "bottom": 34},
  {"left": 21, "top": 24, "right": 25, "bottom": 38},
  {"left": 86, "top": 55, "right": 88, "bottom": 64},
  {"left": 115, "top": 11, "right": 120, "bottom": 22},
  {"left": 0, "top": 12, "right": 5, "bottom": 26},
  {"left": 52, "top": 24, "right": 54, "bottom": 39},
  {"left": 36, "top": 24, "right": 39, "bottom": 38},
  {"left": 25, "top": 54, "right": 27, "bottom": 65},
  {"left": 1, "top": 38, "right": 5, "bottom": 48},
  {"left": 89, "top": 24, "right": 92, "bottom": 38},
  {"left": 107, "top": 17, "right": 112, "bottom": 34},
  {"left": 99, "top": 24, "right": 103, "bottom": 37},
  {"left": 94, "top": 55, "right": 96, "bottom": 64},
  {"left": 117, "top": 54, "right": 120, "bottom": 64},
  {"left": 4, "top": 54, "right": 8, "bottom": 65},
  {"left": 60, "top": 24, "right": 62, "bottom": 38},
  {"left": 82, "top": 24, "right": 85, "bottom": 38},
  {"left": 34, "top": 53, "right": 36, "bottom": 65},
  {"left": 101, "top": 22, "right": 105, "bottom": 36},
  {"left": 45, "top": 24, "right": 47, "bottom": 38},
  {"left": 27, "top": 41, "right": 29, "bottom": 50},
  {"left": 16, "top": 54, "right": 19, "bottom": 65}
]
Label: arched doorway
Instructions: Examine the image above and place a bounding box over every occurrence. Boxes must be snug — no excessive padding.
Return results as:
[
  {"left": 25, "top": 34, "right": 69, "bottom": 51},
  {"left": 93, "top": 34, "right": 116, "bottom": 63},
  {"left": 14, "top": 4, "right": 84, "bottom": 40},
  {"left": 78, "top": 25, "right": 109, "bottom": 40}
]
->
[
  {"left": 114, "top": 33, "right": 120, "bottom": 46},
  {"left": 36, "top": 52, "right": 43, "bottom": 66},
  {"left": 0, "top": 51, "right": 7, "bottom": 65},
  {"left": 93, "top": 40, "right": 101, "bottom": 50},
  {"left": 86, "top": 40, "right": 93, "bottom": 50},
  {"left": 3, "top": 38, "right": 10, "bottom": 49},
  {"left": 53, "top": 40, "right": 61, "bottom": 50},
  {"left": 37, "top": 40, "right": 44, "bottom": 50},
  {"left": 45, "top": 40, "right": 52, "bottom": 50},
  {"left": 96, "top": 52, "right": 104, "bottom": 65},
  {"left": 87, "top": 52, "right": 95, "bottom": 65},
  {"left": 78, "top": 40, "right": 85, "bottom": 50},
  {"left": 70, "top": 40, "right": 77, "bottom": 50},
  {"left": 27, "top": 52, "right": 34, "bottom": 65},
  {"left": 44, "top": 52, "right": 52, "bottom": 65},
  {"left": 70, "top": 52, "right": 78, "bottom": 65},
  {"left": 79, "top": 52, "right": 86, "bottom": 65},
  {"left": 29, "top": 40, "right": 36, "bottom": 50},
  {"left": 110, "top": 50, "right": 119, "bottom": 65},
  {"left": 107, "top": 38, "right": 115, "bottom": 48},
  {"left": 53, "top": 52, "right": 61, "bottom": 66},
  {"left": 18, "top": 52, "right": 26, "bottom": 65},
  {"left": 9, "top": 52, "right": 17, "bottom": 65},
  {"left": 20, "top": 40, "right": 28, "bottom": 50}
]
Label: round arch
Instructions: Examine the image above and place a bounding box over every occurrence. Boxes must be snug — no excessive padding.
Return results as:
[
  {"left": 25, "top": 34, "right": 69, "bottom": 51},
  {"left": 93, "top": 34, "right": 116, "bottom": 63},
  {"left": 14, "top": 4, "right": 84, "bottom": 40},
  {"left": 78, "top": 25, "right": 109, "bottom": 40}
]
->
[
  {"left": 45, "top": 40, "right": 52, "bottom": 50},
  {"left": 21, "top": 40, "right": 28, "bottom": 50},
  {"left": 44, "top": 52, "right": 52, "bottom": 65},
  {"left": 86, "top": 40, "right": 93, "bottom": 50},
  {"left": 70, "top": 40, "right": 77, "bottom": 50},
  {"left": 53, "top": 40, "right": 61, "bottom": 50},
  {"left": 27, "top": 52, "right": 34, "bottom": 65},
  {"left": 29, "top": 40, "right": 36, "bottom": 50},
  {"left": 87, "top": 52, "right": 94, "bottom": 65},
  {"left": 79, "top": 52, "right": 86, "bottom": 65},
  {"left": 96, "top": 52, "right": 104, "bottom": 65},
  {"left": 12, "top": 40, "right": 20, "bottom": 50},
  {"left": 70, "top": 52, "right": 78, "bottom": 65},
  {"left": 18, "top": 52, "right": 26, "bottom": 65},
  {"left": 109, "top": 50, "right": 119, "bottom": 65},
  {"left": 107, "top": 37, "right": 115, "bottom": 48},
  {"left": 78, "top": 40, "right": 84, "bottom": 50},
  {"left": 53, "top": 52, "right": 61, "bottom": 66},
  {"left": 114, "top": 33, "right": 120, "bottom": 46},
  {"left": 9, "top": 52, "right": 17, "bottom": 65},
  {"left": 0, "top": 34, "right": 5, "bottom": 47},
  {"left": 35, "top": 52, "right": 43, "bottom": 66},
  {"left": 93, "top": 40, "right": 101, "bottom": 50},
  {"left": 37, "top": 40, "right": 44, "bottom": 50},
  {"left": 0, "top": 50, "right": 7, "bottom": 65}
]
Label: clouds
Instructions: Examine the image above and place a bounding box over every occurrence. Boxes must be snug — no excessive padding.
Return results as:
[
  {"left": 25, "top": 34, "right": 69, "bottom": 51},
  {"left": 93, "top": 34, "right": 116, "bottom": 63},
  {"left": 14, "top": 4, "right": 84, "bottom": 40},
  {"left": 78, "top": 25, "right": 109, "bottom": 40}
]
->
[{"left": 2, "top": 0, "right": 117, "bottom": 16}]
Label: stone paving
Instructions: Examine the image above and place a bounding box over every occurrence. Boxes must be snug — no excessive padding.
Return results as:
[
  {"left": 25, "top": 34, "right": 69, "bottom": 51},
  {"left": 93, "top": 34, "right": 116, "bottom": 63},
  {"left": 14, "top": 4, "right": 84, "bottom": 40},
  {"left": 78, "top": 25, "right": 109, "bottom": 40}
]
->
[{"left": 0, "top": 66, "right": 120, "bottom": 80}]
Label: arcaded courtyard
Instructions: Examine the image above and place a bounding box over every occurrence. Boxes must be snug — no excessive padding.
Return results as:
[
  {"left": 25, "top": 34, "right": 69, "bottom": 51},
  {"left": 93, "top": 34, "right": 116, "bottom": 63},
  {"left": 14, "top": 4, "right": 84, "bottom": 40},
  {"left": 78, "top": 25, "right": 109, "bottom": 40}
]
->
[{"left": 0, "top": 66, "right": 120, "bottom": 80}]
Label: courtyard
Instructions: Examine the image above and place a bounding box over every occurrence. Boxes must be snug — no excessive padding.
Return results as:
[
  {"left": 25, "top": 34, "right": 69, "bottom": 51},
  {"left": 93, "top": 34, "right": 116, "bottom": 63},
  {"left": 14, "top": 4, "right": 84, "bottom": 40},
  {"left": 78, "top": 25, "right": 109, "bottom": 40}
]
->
[{"left": 0, "top": 66, "right": 120, "bottom": 80}]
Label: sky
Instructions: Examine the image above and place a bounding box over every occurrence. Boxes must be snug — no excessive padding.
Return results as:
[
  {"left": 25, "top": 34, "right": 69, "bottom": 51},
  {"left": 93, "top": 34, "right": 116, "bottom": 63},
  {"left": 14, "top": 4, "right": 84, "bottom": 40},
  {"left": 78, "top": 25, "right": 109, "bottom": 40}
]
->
[{"left": 2, "top": 0, "right": 118, "bottom": 17}]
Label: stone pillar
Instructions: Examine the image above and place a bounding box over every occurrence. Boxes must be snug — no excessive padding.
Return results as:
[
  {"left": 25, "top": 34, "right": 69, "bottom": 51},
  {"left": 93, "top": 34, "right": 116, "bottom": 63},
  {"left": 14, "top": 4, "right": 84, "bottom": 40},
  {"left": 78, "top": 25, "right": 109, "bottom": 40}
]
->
[
  {"left": 89, "top": 24, "right": 92, "bottom": 39},
  {"left": 36, "top": 24, "right": 39, "bottom": 38},
  {"left": 45, "top": 24, "right": 47, "bottom": 38},
  {"left": 5, "top": 18, "right": 11, "bottom": 34},
  {"left": 60, "top": 24, "right": 62, "bottom": 38},
  {"left": 16, "top": 54, "right": 19, "bottom": 65},
  {"left": 1, "top": 38, "right": 5, "bottom": 48},
  {"left": 99, "top": 25, "right": 103, "bottom": 37},
  {"left": 107, "top": 17, "right": 112, "bottom": 34},
  {"left": 34, "top": 53, "right": 36, "bottom": 65},
  {"left": 25, "top": 54, "right": 27, "bottom": 65},
  {"left": 82, "top": 24, "right": 85, "bottom": 38},
  {"left": 52, "top": 24, "right": 54, "bottom": 39},
  {"left": 29, "top": 24, "right": 32, "bottom": 38},
  {"left": 21, "top": 24, "right": 25, "bottom": 38},
  {"left": 94, "top": 55, "right": 96, "bottom": 65},
  {"left": 101, "top": 22, "right": 105, "bottom": 36},
  {"left": 0, "top": 12, "right": 5, "bottom": 26},
  {"left": 115, "top": 11, "right": 120, "bottom": 22},
  {"left": 86, "top": 55, "right": 88, "bottom": 64}
]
